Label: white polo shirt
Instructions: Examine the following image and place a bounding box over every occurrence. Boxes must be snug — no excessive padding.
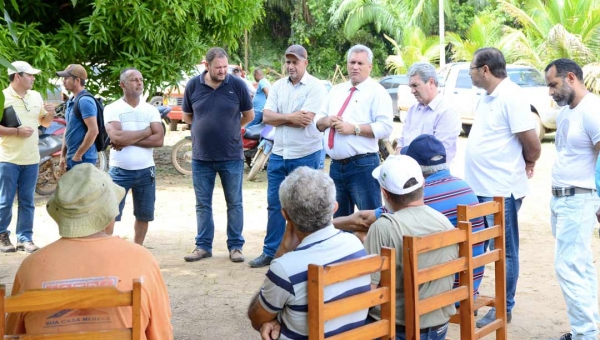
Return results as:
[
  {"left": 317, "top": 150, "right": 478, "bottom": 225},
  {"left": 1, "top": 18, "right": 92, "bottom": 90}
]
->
[
  {"left": 258, "top": 225, "right": 370, "bottom": 339},
  {"left": 317, "top": 77, "right": 393, "bottom": 160},
  {"left": 464, "top": 78, "right": 535, "bottom": 198},
  {"left": 552, "top": 93, "right": 600, "bottom": 189}
]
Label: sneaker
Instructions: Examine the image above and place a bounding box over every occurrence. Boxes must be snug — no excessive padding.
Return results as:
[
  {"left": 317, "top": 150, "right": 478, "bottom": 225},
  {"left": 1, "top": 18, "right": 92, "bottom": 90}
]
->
[
  {"left": 16, "top": 241, "right": 39, "bottom": 253},
  {"left": 229, "top": 249, "right": 245, "bottom": 263},
  {"left": 548, "top": 333, "right": 572, "bottom": 340},
  {"left": 476, "top": 309, "right": 512, "bottom": 328},
  {"left": 183, "top": 248, "right": 212, "bottom": 262},
  {"left": 249, "top": 253, "right": 273, "bottom": 268},
  {"left": 0, "top": 232, "right": 15, "bottom": 253}
]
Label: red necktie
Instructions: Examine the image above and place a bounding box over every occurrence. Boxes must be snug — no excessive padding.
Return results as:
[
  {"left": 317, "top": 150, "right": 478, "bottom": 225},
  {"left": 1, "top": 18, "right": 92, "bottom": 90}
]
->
[{"left": 328, "top": 86, "right": 356, "bottom": 149}]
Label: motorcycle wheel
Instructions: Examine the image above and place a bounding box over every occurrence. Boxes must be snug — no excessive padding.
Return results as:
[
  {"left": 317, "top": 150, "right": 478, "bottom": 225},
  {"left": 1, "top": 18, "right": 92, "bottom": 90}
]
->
[
  {"left": 248, "top": 149, "right": 269, "bottom": 181},
  {"left": 36, "top": 156, "right": 61, "bottom": 196},
  {"left": 171, "top": 138, "right": 193, "bottom": 175},
  {"left": 96, "top": 150, "right": 108, "bottom": 172}
]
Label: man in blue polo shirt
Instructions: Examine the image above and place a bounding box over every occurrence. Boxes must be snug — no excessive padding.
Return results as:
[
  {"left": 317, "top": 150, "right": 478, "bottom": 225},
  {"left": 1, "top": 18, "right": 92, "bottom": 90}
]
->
[
  {"left": 248, "top": 167, "right": 369, "bottom": 339},
  {"left": 182, "top": 47, "right": 254, "bottom": 263},
  {"left": 333, "top": 134, "right": 485, "bottom": 297}
]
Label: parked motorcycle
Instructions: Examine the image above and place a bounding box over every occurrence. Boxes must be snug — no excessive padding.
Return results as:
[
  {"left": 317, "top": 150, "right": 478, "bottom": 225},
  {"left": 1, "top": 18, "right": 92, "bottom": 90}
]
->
[
  {"left": 157, "top": 105, "right": 172, "bottom": 136},
  {"left": 170, "top": 123, "right": 273, "bottom": 176},
  {"left": 35, "top": 104, "right": 108, "bottom": 196},
  {"left": 246, "top": 124, "right": 274, "bottom": 181}
]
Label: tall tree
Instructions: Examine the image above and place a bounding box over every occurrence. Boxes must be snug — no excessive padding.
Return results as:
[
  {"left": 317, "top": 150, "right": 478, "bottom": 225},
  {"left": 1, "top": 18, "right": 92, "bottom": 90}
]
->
[{"left": 0, "top": 0, "right": 264, "bottom": 100}]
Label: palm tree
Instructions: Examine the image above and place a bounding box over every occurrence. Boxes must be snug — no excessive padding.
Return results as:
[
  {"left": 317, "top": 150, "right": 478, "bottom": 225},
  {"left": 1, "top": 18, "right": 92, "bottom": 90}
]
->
[
  {"left": 445, "top": 13, "right": 504, "bottom": 62},
  {"left": 498, "top": 0, "right": 600, "bottom": 68},
  {"left": 385, "top": 28, "right": 441, "bottom": 74},
  {"left": 329, "top": 0, "right": 405, "bottom": 41}
]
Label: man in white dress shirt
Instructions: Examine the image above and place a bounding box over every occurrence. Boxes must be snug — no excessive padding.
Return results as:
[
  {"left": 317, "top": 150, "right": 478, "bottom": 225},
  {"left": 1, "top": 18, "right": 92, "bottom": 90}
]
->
[{"left": 316, "top": 44, "right": 393, "bottom": 218}]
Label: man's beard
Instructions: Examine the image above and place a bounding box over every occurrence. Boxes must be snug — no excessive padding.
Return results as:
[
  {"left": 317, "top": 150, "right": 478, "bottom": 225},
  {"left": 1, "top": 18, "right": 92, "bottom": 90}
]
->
[{"left": 554, "top": 83, "right": 575, "bottom": 107}]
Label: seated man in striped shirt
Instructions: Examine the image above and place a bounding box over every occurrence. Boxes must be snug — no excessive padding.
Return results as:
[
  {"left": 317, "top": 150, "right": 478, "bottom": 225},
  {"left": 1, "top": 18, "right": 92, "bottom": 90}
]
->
[
  {"left": 333, "top": 134, "right": 485, "bottom": 297},
  {"left": 248, "top": 166, "right": 370, "bottom": 339}
]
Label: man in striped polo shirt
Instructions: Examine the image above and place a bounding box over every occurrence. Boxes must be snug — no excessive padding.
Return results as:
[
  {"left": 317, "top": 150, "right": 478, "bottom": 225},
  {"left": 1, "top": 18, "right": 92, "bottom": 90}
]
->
[
  {"left": 248, "top": 167, "right": 370, "bottom": 339},
  {"left": 333, "top": 134, "right": 485, "bottom": 297}
]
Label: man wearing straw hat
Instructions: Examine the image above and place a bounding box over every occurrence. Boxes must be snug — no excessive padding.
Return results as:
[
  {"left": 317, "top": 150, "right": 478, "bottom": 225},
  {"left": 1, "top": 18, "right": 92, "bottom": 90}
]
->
[{"left": 5, "top": 163, "right": 172, "bottom": 339}]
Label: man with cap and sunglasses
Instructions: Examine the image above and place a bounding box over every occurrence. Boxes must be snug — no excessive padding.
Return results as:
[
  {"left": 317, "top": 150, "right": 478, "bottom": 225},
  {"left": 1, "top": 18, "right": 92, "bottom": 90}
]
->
[
  {"left": 248, "top": 44, "right": 327, "bottom": 268},
  {"left": 56, "top": 64, "right": 99, "bottom": 171},
  {"left": 363, "top": 154, "right": 458, "bottom": 340},
  {"left": 231, "top": 66, "right": 256, "bottom": 98},
  {"left": 0, "top": 61, "right": 55, "bottom": 253},
  {"left": 333, "top": 134, "right": 486, "bottom": 305},
  {"left": 5, "top": 163, "right": 172, "bottom": 339}
]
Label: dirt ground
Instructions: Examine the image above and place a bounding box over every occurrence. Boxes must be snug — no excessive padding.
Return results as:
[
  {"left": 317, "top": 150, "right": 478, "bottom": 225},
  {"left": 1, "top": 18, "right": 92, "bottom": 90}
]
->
[{"left": 1, "top": 123, "right": 600, "bottom": 340}]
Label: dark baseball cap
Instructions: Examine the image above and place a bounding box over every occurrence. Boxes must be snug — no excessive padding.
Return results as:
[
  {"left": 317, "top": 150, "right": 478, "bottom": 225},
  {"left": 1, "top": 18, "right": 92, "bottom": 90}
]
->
[
  {"left": 400, "top": 134, "right": 446, "bottom": 166},
  {"left": 285, "top": 45, "right": 307, "bottom": 60},
  {"left": 56, "top": 64, "right": 88, "bottom": 80}
]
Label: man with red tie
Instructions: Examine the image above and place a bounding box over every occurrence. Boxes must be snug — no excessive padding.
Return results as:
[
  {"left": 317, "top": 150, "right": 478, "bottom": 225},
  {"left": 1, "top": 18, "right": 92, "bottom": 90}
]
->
[
  {"left": 316, "top": 44, "right": 394, "bottom": 217},
  {"left": 248, "top": 45, "right": 327, "bottom": 268}
]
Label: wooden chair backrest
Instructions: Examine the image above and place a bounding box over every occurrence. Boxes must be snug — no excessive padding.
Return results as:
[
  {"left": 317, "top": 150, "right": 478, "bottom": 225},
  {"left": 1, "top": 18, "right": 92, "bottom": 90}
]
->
[
  {"left": 307, "top": 247, "right": 396, "bottom": 340},
  {"left": 456, "top": 197, "right": 508, "bottom": 339},
  {"left": 0, "top": 279, "right": 142, "bottom": 340},
  {"left": 403, "top": 196, "right": 507, "bottom": 340}
]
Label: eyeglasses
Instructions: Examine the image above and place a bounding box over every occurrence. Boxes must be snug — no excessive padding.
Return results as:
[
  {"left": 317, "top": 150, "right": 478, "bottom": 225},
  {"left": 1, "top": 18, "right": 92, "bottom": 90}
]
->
[
  {"left": 469, "top": 65, "right": 484, "bottom": 71},
  {"left": 233, "top": 69, "right": 241, "bottom": 73}
]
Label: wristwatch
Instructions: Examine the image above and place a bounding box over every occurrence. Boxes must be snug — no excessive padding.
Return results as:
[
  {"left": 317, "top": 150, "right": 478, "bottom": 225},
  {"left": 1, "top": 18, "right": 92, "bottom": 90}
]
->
[{"left": 354, "top": 125, "right": 361, "bottom": 136}]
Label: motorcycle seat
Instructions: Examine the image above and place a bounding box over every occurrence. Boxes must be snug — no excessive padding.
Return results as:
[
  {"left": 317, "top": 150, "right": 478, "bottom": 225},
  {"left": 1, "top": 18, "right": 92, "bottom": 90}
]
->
[{"left": 244, "top": 123, "right": 265, "bottom": 140}]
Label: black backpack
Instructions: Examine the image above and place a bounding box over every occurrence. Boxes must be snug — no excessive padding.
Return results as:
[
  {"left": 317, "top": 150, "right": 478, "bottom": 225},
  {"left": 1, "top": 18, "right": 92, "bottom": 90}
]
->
[{"left": 72, "top": 93, "right": 110, "bottom": 151}]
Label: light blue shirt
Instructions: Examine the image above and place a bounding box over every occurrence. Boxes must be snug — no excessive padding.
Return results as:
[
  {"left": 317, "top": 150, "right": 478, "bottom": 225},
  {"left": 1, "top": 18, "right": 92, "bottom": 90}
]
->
[
  {"left": 252, "top": 78, "right": 270, "bottom": 113},
  {"left": 399, "top": 94, "right": 461, "bottom": 164}
]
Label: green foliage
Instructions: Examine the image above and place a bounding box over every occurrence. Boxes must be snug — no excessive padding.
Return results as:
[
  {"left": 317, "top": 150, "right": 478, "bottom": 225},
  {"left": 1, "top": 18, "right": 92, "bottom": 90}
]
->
[
  {"left": 385, "top": 27, "right": 441, "bottom": 74},
  {"left": 0, "top": 0, "right": 263, "bottom": 100}
]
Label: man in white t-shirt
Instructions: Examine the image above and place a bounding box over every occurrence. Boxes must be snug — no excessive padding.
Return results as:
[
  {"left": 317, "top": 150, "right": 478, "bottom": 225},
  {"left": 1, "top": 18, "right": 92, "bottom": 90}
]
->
[
  {"left": 545, "top": 59, "right": 600, "bottom": 340},
  {"left": 464, "top": 47, "right": 541, "bottom": 327},
  {"left": 104, "top": 68, "right": 164, "bottom": 246}
]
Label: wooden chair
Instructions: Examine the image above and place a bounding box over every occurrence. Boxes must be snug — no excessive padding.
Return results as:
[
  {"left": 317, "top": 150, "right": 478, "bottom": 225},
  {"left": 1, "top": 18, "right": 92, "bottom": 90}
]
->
[
  {"left": 307, "top": 247, "right": 396, "bottom": 340},
  {"left": 403, "top": 197, "right": 507, "bottom": 340},
  {"left": 0, "top": 279, "right": 142, "bottom": 340}
]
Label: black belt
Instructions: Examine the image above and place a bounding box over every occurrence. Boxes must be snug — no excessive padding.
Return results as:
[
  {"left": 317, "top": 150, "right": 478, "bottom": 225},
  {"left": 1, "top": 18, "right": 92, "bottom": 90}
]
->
[
  {"left": 551, "top": 187, "right": 596, "bottom": 197},
  {"left": 332, "top": 152, "right": 377, "bottom": 165},
  {"left": 396, "top": 322, "right": 447, "bottom": 334}
]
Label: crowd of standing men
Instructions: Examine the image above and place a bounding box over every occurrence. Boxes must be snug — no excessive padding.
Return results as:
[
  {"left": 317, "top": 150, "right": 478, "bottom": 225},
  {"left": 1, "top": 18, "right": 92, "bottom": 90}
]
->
[{"left": 1, "top": 42, "right": 599, "bottom": 340}]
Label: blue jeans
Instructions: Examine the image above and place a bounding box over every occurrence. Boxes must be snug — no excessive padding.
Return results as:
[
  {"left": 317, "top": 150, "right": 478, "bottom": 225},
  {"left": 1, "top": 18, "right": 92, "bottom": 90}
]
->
[
  {"left": 246, "top": 110, "right": 263, "bottom": 128},
  {"left": 367, "top": 316, "right": 448, "bottom": 340},
  {"left": 192, "top": 160, "right": 244, "bottom": 252},
  {"left": 0, "top": 162, "right": 39, "bottom": 242},
  {"left": 330, "top": 153, "right": 381, "bottom": 217},
  {"left": 109, "top": 166, "right": 156, "bottom": 222},
  {"left": 319, "top": 139, "right": 326, "bottom": 170},
  {"left": 478, "top": 195, "right": 522, "bottom": 313},
  {"left": 263, "top": 151, "right": 321, "bottom": 257},
  {"left": 67, "top": 156, "right": 97, "bottom": 171},
  {"left": 551, "top": 193, "right": 600, "bottom": 340}
]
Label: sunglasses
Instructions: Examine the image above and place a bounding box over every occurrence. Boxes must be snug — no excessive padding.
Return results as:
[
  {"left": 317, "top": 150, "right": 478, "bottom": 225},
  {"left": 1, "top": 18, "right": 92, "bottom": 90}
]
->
[{"left": 233, "top": 69, "right": 241, "bottom": 73}]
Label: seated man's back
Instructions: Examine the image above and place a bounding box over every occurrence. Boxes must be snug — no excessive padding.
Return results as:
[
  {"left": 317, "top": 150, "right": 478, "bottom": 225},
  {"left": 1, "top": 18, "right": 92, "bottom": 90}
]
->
[
  {"left": 263, "top": 227, "right": 370, "bottom": 338},
  {"left": 248, "top": 166, "right": 370, "bottom": 339},
  {"left": 5, "top": 163, "right": 172, "bottom": 340}
]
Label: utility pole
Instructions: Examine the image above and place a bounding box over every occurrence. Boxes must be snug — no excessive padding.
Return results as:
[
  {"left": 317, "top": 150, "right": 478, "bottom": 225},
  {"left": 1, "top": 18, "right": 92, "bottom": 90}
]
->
[
  {"left": 439, "top": 0, "right": 445, "bottom": 67},
  {"left": 244, "top": 29, "right": 249, "bottom": 72}
]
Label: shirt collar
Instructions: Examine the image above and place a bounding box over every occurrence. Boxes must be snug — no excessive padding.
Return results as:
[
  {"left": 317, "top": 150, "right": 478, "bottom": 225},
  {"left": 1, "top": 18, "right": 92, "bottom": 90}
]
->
[
  {"left": 426, "top": 168, "right": 451, "bottom": 181},
  {"left": 352, "top": 77, "right": 372, "bottom": 91},
  {"left": 419, "top": 93, "right": 443, "bottom": 111},
  {"left": 487, "top": 77, "right": 510, "bottom": 98},
  {"left": 287, "top": 71, "right": 311, "bottom": 86},
  {"left": 6, "top": 85, "right": 29, "bottom": 99},
  {"left": 295, "top": 225, "right": 340, "bottom": 251}
]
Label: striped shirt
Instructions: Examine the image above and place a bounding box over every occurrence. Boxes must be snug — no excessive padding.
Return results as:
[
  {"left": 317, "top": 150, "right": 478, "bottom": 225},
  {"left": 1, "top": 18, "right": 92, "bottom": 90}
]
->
[
  {"left": 376, "top": 169, "right": 485, "bottom": 294},
  {"left": 258, "top": 225, "right": 370, "bottom": 339}
]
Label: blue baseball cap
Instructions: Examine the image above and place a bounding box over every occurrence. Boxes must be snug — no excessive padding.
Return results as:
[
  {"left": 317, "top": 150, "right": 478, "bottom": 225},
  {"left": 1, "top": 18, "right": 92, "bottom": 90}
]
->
[{"left": 400, "top": 134, "right": 446, "bottom": 166}]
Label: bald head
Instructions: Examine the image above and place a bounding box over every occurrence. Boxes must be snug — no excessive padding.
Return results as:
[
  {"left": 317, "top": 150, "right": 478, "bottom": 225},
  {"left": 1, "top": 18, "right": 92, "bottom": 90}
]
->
[{"left": 253, "top": 68, "right": 264, "bottom": 82}]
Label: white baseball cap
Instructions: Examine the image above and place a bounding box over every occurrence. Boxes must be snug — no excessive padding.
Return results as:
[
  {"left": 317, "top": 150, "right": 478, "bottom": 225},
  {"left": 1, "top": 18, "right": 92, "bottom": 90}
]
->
[
  {"left": 372, "top": 155, "right": 424, "bottom": 195},
  {"left": 8, "top": 61, "right": 41, "bottom": 75}
]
